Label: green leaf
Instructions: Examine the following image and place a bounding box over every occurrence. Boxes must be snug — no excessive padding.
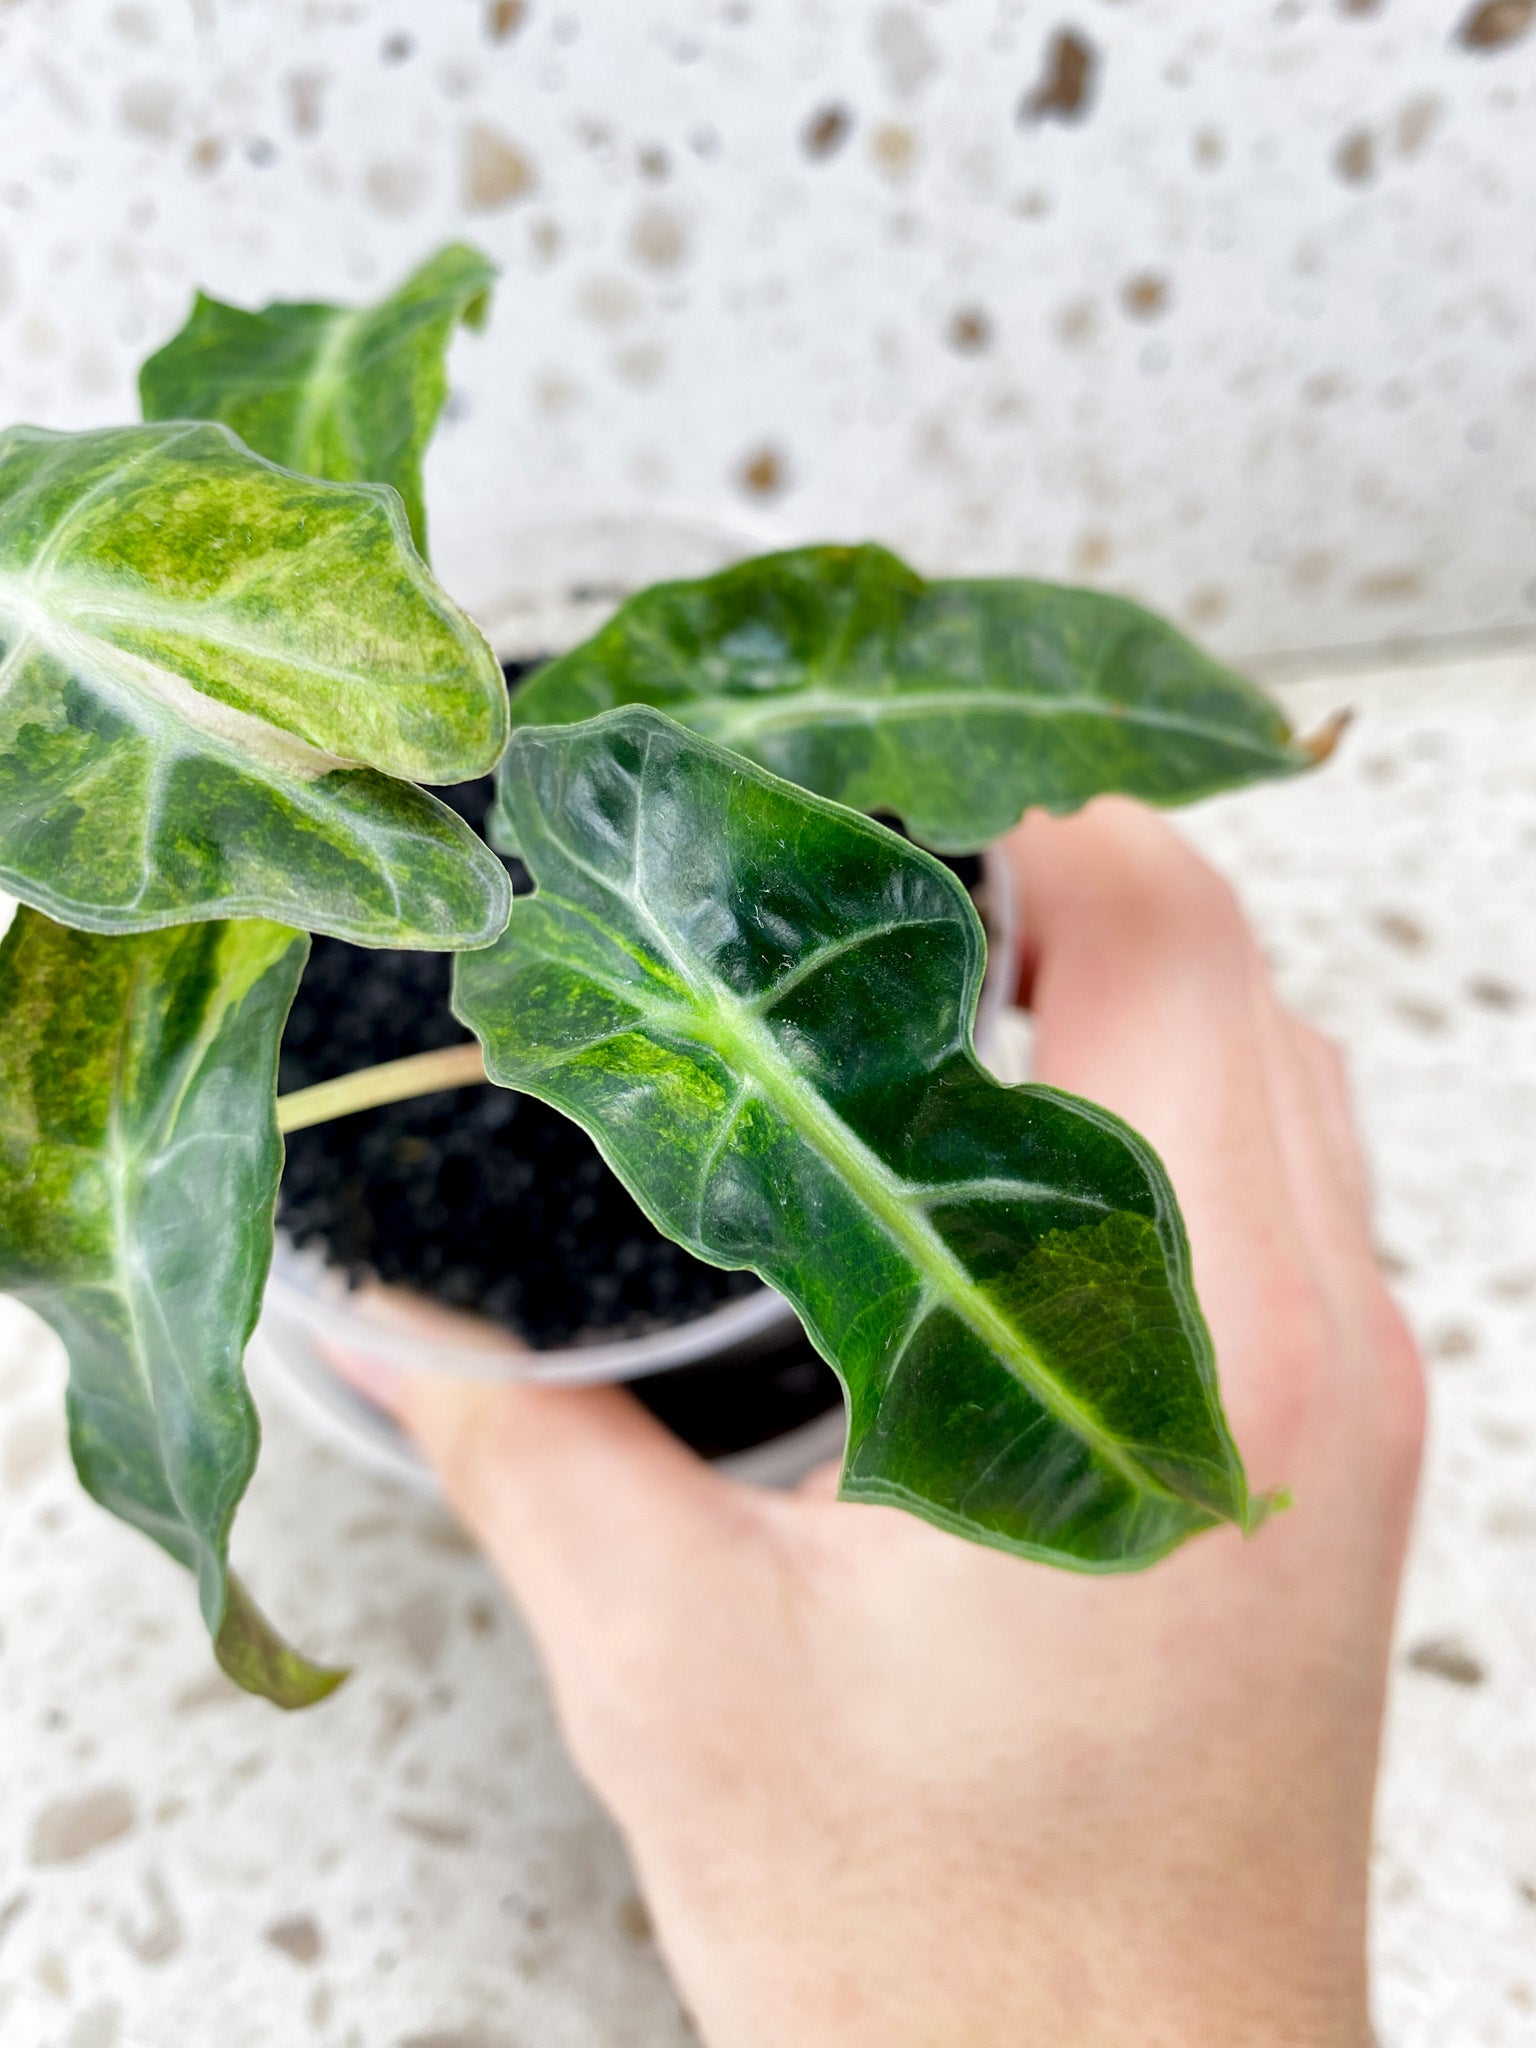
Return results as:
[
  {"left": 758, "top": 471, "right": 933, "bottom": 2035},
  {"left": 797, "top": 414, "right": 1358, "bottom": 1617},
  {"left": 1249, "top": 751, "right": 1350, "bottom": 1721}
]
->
[
  {"left": 494, "top": 543, "right": 1336, "bottom": 854},
  {"left": 0, "top": 906, "right": 342, "bottom": 1707},
  {"left": 139, "top": 242, "right": 496, "bottom": 556},
  {"left": 0, "top": 421, "right": 510, "bottom": 947},
  {"left": 457, "top": 708, "right": 1262, "bottom": 1570}
]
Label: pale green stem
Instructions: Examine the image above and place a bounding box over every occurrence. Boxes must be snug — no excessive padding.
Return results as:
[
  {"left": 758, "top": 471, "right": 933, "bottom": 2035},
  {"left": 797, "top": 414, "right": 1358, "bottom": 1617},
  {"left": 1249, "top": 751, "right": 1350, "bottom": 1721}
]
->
[{"left": 275, "top": 1042, "right": 489, "bottom": 1135}]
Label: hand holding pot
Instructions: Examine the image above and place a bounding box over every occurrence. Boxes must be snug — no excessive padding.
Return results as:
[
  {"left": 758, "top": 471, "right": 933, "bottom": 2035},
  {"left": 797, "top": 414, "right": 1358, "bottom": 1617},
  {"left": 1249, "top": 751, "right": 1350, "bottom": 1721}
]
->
[{"left": 352, "top": 798, "right": 1425, "bottom": 2048}]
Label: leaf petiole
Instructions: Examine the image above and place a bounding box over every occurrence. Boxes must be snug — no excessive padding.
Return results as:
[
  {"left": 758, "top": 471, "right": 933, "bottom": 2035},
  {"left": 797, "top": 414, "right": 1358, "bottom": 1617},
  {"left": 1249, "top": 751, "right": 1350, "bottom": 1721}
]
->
[{"left": 275, "top": 1042, "right": 488, "bottom": 1135}]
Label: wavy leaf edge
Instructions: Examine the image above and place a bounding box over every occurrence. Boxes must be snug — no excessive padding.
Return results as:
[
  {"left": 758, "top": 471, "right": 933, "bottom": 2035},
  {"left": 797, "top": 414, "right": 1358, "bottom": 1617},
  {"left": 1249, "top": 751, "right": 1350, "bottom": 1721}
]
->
[
  {"left": 492, "top": 542, "right": 1336, "bottom": 856},
  {"left": 0, "top": 419, "right": 511, "bottom": 946},
  {"left": 458, "top": 706, "right": 1264, "bottom": 1573}
]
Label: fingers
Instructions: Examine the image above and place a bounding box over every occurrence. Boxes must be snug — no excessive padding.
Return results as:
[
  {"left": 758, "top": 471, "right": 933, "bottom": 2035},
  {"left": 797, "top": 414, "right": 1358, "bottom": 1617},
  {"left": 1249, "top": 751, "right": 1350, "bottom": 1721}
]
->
[
  {"left": 1259, "top": 1016, "right": 1425, "bottom": 1471},
  {"left": 1007, "top": 805, "right": 1374, "bottom": 1248},
  {"left": 1282, "top": 1020, "right": 1375, "bottom": 1243},
  {"left": 327, "top": 1348, "right": 753, "bottom": 1668},
  {"left": 1007, "top": 798, "right": 1293, "bottom": 1206},
  {"left": 1002, "top": 800, "right": 1335, "bottom": 1476}
]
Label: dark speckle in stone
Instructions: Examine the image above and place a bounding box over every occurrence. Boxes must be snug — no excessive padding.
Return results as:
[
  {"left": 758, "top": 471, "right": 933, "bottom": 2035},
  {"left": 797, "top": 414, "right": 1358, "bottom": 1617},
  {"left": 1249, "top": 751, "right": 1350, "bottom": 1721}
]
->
[
  {"left": 1406, "top": 1635, "right": 1486, "bottom": 1686},
  {"left": 1469, "top": 975, "right": 1523, "bottom": 1011},
  {"left": 802, "top": 104, "right": 853, "bottom": 158},
  {"left": 1372, "top": 908, "right": 1428, "bottom": 951},
  {"left": 0, "top": 1890, "right": 29, "bottom": 1952},
  {"left": 1458, "top": 1, "right": 1535, "bottom": 51},
  {"left": 619, "top": 1891, "right": 654, "bottom": 1943},
  {"left": 266, "top": 1913, "right": 323, "bottom": 1965},
  {"left": 947, "top": 305, "right": 993, "bottom": 353},
  {"left": 116, "top": 1868, "right": 182, "bottom": 1965},
  {"left": 1019, "top": 29, "right": 1097, "bottom": 122},
  {"left": 392, "top": 1810, "right": 474, "bottom": 1849},
  {"left": 29, "top": 1788, "right": 136, "bottom": 1866},
  {"left": 1430, "top": 1322, "right": 1477, "bottom": 1362}
]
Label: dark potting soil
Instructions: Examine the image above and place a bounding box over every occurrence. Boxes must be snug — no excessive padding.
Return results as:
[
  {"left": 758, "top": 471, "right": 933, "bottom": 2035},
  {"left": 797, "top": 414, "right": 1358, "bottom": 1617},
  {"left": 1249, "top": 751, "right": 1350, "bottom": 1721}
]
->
[{"left": 277, "top": 669, "right": 988, "bottom": 1455}]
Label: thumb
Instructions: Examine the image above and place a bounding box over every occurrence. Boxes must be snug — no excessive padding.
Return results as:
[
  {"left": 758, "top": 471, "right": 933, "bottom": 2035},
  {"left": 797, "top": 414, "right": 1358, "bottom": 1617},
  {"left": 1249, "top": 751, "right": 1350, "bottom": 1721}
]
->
[{"left": 333, "top": 1351, "right": 751, "bottom": 1668}]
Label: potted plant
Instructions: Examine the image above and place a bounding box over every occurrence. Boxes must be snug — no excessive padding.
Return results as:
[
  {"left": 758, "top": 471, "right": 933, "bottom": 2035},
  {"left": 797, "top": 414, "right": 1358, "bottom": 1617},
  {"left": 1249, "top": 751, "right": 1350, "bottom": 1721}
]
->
[{"left": 0, "top": 246, "right": 1341, "bottom": 1707}]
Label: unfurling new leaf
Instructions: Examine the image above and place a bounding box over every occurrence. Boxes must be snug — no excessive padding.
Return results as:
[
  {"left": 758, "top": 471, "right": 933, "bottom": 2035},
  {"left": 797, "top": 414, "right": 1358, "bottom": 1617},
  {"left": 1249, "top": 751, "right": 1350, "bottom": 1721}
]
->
[
  {"left": 493, "top": 543, "right": 1335, "bottom": 854},
  {"left": 458, "top": 708, "right": 1262, "bottom": 1569},
  {"left": 139, "top": 242, "right": 496, "bottom": 556},
  {"left": 0, "top": 422, "right": 510, "bottom": 947},
  {"left": 0, "top": 907, "right": 341, "bottom": 1707}
]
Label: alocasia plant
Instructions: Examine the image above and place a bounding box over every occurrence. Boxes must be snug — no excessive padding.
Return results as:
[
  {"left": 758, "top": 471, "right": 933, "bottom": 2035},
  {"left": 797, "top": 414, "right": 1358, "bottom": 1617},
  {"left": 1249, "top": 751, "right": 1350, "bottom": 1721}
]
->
[{"left": 0, "top": 244, "right": 1335, "bottom": 1702}]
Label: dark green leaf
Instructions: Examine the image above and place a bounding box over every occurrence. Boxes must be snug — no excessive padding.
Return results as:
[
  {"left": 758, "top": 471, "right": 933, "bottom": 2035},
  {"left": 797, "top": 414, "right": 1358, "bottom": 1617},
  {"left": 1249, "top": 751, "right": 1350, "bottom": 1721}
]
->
[
  {"left": 458, "top": 708, "right": 1263, "bottom": 1569},
  {"left": 0, "top": 422, "right": 510, "bottom": 946},
  {"left": 494, "top": 543, "right": 1335, "bottom": 854},
  {"left": 0, "top": 906, "right": 341, "bottom": 1707},
  {"left": 140, "top": 242, "right": 496, "bottom": 556}
]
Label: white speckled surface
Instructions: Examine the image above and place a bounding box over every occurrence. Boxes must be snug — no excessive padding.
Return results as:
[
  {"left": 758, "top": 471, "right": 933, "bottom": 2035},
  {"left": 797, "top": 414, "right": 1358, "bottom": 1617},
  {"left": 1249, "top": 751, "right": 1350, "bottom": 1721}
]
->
[
  {"left": 1, "top": 1, "right": 1535, "bottom": 2039},
  {"left": 0, "top": 647, "right": 1533, "bottom": 2045},
  {"left": 0, "top": 0, "right": 1533, "bottom": 656}
]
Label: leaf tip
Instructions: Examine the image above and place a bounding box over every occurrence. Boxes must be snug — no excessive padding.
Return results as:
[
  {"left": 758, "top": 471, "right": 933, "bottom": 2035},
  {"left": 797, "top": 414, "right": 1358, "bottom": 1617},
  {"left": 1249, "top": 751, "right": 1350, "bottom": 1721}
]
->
[
  {"left": 215, "top": 1575, "right": 351, "bottom": 1711},
  {"left": 1298, "top": 708, "right": 1352, "bottom": 767},
  {"left": 1243, "top": 1484, "right": 1292, "bottom": 1536}
]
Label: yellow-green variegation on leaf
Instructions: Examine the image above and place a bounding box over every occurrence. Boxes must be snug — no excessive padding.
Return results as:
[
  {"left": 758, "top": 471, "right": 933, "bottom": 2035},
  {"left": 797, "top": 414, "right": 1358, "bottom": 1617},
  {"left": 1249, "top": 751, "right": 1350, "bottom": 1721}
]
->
[
  {"left": 493, "top": 543, "right": 1339, "bottom": 855},
  {"left": 458, "top": 708, "right": 1268, "bottom": 1569},
  {"left": 139, "top": 242, "right": 495, "bottom": 556},
  {"left": 0, "top": 421, "right": 510, "bottom": 946},
  {"left": 0, "top": 907, "right": 342, "bottom": 1708}
]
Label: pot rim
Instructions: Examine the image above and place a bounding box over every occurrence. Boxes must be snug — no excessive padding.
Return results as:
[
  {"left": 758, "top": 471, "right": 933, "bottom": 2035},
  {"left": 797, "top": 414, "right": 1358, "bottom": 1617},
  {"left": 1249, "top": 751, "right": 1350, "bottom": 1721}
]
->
[
  {"left": 248, "top": 1324, "right": 850, "bottom": 1494},
  {"left": 262, "top": 1235, "right": 802, "bottom": 1386}
]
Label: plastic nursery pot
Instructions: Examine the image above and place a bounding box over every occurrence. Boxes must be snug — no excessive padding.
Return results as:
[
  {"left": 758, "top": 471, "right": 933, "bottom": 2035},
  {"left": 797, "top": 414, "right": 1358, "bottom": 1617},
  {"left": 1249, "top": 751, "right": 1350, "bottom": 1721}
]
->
[{"left": 252, "top": 540, "right": 1023, "bottom": 1495}]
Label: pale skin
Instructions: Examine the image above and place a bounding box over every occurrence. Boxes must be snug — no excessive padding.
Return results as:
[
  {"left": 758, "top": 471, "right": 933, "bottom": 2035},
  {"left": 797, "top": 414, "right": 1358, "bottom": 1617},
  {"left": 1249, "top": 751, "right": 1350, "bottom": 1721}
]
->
[{"left": 342, "top": 799, "right": 1426, "bottom": 2048}]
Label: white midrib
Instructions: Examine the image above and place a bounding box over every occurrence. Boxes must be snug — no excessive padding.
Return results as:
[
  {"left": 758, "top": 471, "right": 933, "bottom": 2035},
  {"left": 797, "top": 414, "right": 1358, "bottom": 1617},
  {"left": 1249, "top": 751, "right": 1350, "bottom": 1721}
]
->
[
  {"left": 100, "top": 1112, "right": 220, "bottom": 1591},
  {"left": 697, "top": 686, "right": 1285, "bottom": 757},
  {"left": 97, "top": 949, "right": 258, "bottom": 1582},
  {"left": 539, "top": 768, "right": 1158, "bottom": 1495},
  {"left": 0, "top": 576, "right": 351, "bottom": 781},
  {"left": 291, "top": 308, "right": 365, "bottom": 472},
  {"left": 684, "top": 986, "right": 1162, "bottom": 1498},
  {"left": 102, "top": 1120, "right": 162, "bottom": 1417}
]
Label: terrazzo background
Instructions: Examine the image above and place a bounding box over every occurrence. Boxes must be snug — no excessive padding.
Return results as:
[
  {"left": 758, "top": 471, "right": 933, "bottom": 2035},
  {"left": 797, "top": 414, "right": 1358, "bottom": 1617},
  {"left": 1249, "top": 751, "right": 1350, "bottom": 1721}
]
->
[
  {"left": 1, "top": 0, "right": 1535, "bottom": 2042},
  {"left": 0, "top": 0, "right": 1532, "bottom": 655}
]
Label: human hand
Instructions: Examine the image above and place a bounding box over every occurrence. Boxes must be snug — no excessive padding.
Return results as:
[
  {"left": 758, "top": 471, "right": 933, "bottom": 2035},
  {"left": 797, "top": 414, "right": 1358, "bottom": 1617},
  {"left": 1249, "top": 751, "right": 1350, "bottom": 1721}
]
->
[{"left": 348, "top": 799, "right": 1425, "bottom": 2048}]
